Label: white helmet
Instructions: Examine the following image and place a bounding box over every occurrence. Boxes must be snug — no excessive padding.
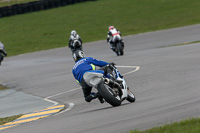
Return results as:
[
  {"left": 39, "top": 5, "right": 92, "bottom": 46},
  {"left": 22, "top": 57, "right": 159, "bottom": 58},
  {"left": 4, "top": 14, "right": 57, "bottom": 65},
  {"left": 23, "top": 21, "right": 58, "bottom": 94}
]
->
[
  {"left": 71, "top": 30, "right": 77, "bottom": 37},
  {"left": 0, "top": 41, "right": 5, "bottom": 49},
  {"left": 73, "top": 50, "right": 85, "bottom": 62}
]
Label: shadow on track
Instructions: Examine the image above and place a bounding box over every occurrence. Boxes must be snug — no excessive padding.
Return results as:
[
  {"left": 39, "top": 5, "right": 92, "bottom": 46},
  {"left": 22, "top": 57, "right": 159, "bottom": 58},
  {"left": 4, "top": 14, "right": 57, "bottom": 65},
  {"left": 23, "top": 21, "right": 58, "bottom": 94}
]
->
[{"left": 78, "top": 102, "right": 132, "bottom": 114}]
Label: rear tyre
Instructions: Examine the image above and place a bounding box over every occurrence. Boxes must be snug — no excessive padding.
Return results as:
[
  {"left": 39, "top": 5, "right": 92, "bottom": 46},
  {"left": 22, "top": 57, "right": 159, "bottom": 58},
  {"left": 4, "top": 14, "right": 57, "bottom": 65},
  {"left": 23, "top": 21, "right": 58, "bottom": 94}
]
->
[
  {"left": 116, "top": 42, "right": 124, "bottom": 56},
  {"left": 126, "top": 88, "right": 136, "bottom": 103},
  {"left": 97, "top": 81, "right": 121, "bottom": 107}
]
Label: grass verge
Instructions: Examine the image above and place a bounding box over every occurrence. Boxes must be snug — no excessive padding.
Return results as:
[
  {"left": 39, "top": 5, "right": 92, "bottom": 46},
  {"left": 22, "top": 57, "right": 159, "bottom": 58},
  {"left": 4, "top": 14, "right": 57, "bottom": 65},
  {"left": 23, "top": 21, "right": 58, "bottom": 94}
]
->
[
  {"left": 130, "top": 118, "right": 200, "bottom": 133},
  {"left": 159, "top": 40, "right": 200, "bottom": 48},
  {"left": 0, "top": 84, "right": 8, "bottom": 91},
  {"left": 164, "top": 40, "right": 200, "bottom": 48},
  {"left": 0, "top": 115, "right": 22, "bottom": 125},
  {"left": 0, "top": 0, "right": 200, "bottom": 56}
]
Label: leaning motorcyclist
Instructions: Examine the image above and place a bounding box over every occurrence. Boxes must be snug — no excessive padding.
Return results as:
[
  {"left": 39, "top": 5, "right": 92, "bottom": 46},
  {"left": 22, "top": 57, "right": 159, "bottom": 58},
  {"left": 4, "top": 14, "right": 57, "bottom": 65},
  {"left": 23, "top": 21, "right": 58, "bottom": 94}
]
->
[
  {"left": 72, "top": 50, "right": 116, "bottom": 103},
  {"left": 107, "top": 26, "right": 124, "bottom": 51},
  {"left": 0, "top": 41, "right": 7, "bottom": 66},
  {"left": 68, "top": 30, "right": 82, "bottom": 53}
]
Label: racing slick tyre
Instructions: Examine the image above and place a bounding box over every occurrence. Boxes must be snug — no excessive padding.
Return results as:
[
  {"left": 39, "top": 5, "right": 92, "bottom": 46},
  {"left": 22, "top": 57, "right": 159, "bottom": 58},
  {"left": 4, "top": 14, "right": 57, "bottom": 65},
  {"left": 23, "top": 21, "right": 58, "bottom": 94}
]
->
[
  {"left": 116, "top": 42, "right": 124, "bottom": 56},
  {"left": 97, "top": 81, "right": 121, "bottom": 107},
  {"left": 126, "top": 87, "right": 136, "bottom": 103}
]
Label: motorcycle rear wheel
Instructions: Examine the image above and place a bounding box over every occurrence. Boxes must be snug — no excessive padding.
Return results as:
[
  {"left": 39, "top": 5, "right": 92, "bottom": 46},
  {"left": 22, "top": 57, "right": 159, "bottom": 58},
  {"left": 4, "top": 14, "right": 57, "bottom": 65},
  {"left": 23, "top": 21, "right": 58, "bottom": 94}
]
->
[
  {"left": 97, "top": 82, "right": 121, "bottom": 107},
  {"left": 116, "top": 42, "right": 124, "bottom": 56}
]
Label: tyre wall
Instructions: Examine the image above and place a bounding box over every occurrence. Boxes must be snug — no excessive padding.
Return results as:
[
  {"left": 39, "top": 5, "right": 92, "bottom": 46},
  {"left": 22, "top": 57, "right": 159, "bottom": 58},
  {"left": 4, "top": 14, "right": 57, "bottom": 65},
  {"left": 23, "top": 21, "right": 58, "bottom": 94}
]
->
[{"left": 0, "top": 0, "right": 94, "bottom": 18}]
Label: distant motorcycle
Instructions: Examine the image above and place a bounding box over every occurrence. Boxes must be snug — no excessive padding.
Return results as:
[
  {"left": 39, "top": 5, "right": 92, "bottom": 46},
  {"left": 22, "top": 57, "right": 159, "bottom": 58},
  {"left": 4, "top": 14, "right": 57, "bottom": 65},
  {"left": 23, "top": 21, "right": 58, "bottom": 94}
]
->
[
  {"left": 111, "top": 35, "right": 124, "bottom": 56},
  {"left": 70, "top": 39, "right": 82, "bottom": 53},
  {"left": 89, "top": 64, "right": 135, "bottom": 106}
]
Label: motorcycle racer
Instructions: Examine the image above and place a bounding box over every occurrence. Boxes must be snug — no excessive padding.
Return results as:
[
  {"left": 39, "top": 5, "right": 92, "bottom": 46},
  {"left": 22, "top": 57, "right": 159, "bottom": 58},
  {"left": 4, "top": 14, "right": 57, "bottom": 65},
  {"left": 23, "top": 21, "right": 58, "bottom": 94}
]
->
[
  {"left": 107, "top": 26, "right": 124, "bottom": 51},
  {"left": 68, "top": 30, "right": 83, "bottom": 53},
  {"left": 72, "top": 50, "right": 113, "bottom": 103}
]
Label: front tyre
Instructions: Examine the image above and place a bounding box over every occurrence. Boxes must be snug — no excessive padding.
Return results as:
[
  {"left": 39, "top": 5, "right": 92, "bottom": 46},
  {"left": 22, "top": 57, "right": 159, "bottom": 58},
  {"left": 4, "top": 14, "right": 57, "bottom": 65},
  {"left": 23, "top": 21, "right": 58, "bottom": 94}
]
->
[
  {"left": 97, "top": 81, "right": 121, "bottom": 107},
  {"left": 126, "top": 87, "right": 136, "bottom": 103}
]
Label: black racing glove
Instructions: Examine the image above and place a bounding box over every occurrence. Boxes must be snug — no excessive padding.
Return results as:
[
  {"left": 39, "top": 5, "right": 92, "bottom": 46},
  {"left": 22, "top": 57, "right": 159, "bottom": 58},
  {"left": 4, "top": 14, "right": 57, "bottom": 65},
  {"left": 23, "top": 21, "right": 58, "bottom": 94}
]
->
[
  {"left": 109, "top": 62, "right": 116, "bottom": 66},
  {"left": 108, "top": 62, "right": 116, "bottom": 70}
]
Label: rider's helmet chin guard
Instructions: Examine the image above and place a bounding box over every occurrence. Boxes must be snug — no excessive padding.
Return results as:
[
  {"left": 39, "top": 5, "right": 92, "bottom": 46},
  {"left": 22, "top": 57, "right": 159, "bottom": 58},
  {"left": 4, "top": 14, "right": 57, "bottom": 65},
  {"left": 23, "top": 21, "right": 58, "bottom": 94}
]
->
[
  {"left": 73, "top": 50, "right": 85, "bottom": 62},
  {"left": 108, "top": 26, "right": 114, "bottom": 30}
]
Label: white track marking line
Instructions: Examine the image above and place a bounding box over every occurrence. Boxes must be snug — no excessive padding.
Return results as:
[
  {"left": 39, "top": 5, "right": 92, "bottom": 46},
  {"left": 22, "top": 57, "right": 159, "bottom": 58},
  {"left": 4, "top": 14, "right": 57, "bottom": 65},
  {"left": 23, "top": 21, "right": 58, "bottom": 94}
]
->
[
  {"left": 117, "top": 66, "right": 140, "bottom": 75},
  {"left": 54, "top": 103, "right": 75, "bottom": 116},
  {"left": 43, "top": 98, "right": 59, "bottom": 106},
  {"left": 44, "top": 65, "right": 140, "bottom": 113},
  {"left": 45, "top": 87, "right": 81, "bottom": 99},
  {"left": 43, "top": 88, "right": 80, "bottom": 110}
]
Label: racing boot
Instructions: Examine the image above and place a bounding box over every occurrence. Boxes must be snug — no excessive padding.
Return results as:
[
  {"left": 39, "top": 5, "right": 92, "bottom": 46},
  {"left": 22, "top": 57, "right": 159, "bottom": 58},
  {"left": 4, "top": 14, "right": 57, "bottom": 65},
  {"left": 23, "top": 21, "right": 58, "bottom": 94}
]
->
[
  {"left": 109, "top": 42, "right": 115, "bottom": 52},
  {"left": 94, "top": 92, "right": 105, "bottom": 103},
  {"left": 111, "top": 45, "right": 116, "bottom": 52},
  {"left": 89, "top": 92, "right": 104, "bottom": 103}
]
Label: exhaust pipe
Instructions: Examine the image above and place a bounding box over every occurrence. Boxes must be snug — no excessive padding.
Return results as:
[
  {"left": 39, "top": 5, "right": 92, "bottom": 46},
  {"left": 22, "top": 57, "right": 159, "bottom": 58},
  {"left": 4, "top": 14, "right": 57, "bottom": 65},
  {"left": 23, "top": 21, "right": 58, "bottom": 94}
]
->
[{"left": 104, "top": 78, "right": 121, "bottom": 89}]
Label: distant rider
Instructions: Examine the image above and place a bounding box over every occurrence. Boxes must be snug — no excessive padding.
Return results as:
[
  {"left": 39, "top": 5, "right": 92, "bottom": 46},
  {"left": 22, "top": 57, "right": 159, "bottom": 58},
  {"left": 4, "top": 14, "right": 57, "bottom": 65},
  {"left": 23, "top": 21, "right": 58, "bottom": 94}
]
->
[
  {"left": 0, "top": 41, "right": 7, "bottom": 66},
  {"left": 107, "top": 26, "right": 124, "bottom": 51},
  {"left": 72, "top": 50, "right": 116, "bottom": 103},
  {"left": 68, "top": 30, "right": 83, "bottom": 53}
]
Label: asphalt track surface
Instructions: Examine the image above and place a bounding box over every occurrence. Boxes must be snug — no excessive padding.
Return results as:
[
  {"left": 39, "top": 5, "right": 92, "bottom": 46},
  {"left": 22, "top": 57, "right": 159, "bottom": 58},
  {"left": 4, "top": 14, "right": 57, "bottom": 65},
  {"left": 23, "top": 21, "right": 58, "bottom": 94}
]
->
[{"left": 1, "top": 24, "right": 200, "bottom": 133}]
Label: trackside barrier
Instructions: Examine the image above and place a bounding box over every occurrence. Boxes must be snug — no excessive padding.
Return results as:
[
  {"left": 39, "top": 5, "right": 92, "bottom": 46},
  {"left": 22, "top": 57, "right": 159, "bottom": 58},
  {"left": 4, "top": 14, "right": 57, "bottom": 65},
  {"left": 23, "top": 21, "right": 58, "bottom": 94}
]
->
[{"left": 0, "top": 0, "right": 95, "bottom": 18}]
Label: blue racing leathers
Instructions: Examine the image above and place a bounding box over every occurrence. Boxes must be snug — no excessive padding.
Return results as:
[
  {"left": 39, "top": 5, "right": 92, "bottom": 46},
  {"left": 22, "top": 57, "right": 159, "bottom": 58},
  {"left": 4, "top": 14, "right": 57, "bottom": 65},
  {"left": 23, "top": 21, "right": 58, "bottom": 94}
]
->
[{"left": 72, "top": 57, "right": 109, "bottom": 84}]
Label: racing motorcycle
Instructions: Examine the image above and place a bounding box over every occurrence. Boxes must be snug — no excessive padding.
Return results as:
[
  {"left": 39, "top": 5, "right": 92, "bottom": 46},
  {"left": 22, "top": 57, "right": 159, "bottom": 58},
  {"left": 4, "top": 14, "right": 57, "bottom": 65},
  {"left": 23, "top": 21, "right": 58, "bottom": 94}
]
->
[
  {"left": 89, "top": 64, "right": 135, "bottom": 107},
  {"left": 70, "top": 39, "right": 82, "bottom": 53},
  {"left": 111, "top": 35, "right": 124, "bottom": 56}
]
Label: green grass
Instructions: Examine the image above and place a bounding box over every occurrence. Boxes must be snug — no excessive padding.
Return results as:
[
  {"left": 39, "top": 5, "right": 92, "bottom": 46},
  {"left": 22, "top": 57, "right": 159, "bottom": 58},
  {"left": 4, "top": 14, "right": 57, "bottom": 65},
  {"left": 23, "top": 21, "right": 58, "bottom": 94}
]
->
[
  {"left": 0, "top": 0, "right": 200, "bottom": 56},
  {"left": 130, "top": 118, "right": 200, "bottom": 133},
  {"left": 0, "top": 115, "right": 22, "bottom": 125},
  {"left": 0, "top": 84, "right": 8, "bottom": 91}
]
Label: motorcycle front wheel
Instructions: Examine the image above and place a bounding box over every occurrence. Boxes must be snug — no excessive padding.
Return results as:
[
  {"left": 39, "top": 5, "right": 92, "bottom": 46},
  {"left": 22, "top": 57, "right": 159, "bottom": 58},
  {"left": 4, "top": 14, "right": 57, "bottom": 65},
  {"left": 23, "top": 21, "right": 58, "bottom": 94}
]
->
[
  {"left": 97, "top": 81, "right": 121, "bottom": 107},
  {"left": 126, "top": 87, "right": 136, "bottom": 103}
]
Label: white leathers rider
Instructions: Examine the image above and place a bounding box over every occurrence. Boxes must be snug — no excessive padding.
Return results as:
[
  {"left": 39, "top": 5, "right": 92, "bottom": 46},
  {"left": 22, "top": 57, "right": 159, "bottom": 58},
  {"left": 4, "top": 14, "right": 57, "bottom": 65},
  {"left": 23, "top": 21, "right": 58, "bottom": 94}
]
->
[{"left": 107, "top": 26, "right": 124, "bottom": 51}]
